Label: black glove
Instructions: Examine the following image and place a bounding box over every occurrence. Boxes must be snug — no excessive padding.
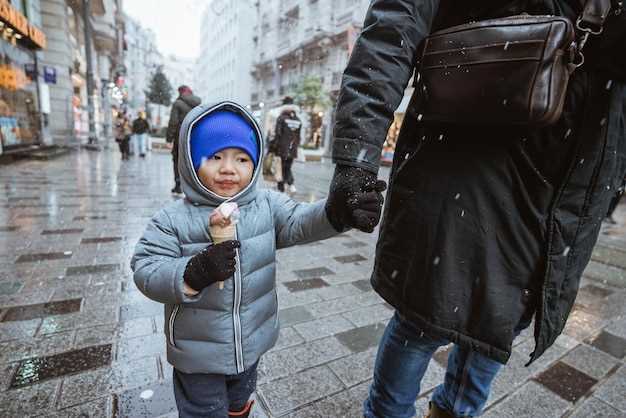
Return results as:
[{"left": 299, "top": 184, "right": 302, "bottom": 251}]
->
[
  {"left": 326, "top": 165, "right": 387, "bottom": 233},
  {"left": 183, "top": 240, "right": 240, "bottom": 291}
]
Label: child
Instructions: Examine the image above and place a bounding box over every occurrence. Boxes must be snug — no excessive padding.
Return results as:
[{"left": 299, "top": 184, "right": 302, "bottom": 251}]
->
[{"left": 131, "top": 102, "right": 379, "bottom": 418}]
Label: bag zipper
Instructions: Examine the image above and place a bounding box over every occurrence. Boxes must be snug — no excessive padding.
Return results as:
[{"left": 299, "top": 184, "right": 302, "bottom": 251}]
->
[{"left": 168, "top": 305, "right": 181, "bottom": 347}]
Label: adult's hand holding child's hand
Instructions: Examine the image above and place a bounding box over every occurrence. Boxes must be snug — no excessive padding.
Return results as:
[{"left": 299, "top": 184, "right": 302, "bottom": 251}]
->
[
  {"left": 183, "top": 240, "right": 240, "bottom": 292},
  {"left": 326, "top": 165, "right": 387, "bottom": 233}
]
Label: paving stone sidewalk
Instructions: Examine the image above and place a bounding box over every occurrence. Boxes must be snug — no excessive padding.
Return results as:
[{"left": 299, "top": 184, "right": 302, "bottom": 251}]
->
[{"left": 0, "top": 149, "right": 624, "bottom": 417}]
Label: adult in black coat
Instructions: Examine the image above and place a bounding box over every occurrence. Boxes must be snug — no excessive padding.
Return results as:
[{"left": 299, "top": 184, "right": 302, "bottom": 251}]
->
[
  {"left": 271, "top": 96, "right": 302, "bottom": 193},
  {"left": 324, "top": 1, "right": 626, "bottom": 417},
  {"left": 167, "top": 85, "right": 201, "bottom": 194}
]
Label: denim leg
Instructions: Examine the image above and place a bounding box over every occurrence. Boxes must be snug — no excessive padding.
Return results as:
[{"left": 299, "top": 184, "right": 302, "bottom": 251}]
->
[
  {"left": 173, "top": 368, "right": 228, "bottom": 418},
  {"left": 139, "top": 134, "right": 147, "bottom": 154},
  {"left": 226, "top": 362, "right": 258, "bottom": 412},
  {"left": 364, "top": 312, "right": 448, "bottom": 418},
  {"left": 431, "top": 345, "right": 502, "bottom": 417}
]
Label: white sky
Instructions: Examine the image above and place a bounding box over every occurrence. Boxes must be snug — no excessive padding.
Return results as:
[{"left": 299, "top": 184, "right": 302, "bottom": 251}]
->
[{"left": 123, "top": 0, "right": 209, "bottom": 59}]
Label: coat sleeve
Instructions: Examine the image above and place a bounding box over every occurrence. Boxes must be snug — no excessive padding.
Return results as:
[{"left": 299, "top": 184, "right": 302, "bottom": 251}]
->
[
  {"left": 166, "top": 102, "right": 180, "bottom": 143},
  {"left": 332, "top": 0, "right": 440, "bottom": 173},
  {"left": 269, "top": 191, "right": 339, "bottom": 249},
  {"left": 131, "top": 209, "right": 201, "bottom": 305}
]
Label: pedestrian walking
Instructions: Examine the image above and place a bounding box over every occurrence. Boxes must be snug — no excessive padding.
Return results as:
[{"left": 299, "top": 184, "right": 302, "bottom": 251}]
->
[
  {"left": 326, "top": 1, "right": 626, "bottom": 417},
  {"left": 131, "top": 101, "right": 380, "bottom": 418},
  {"left": 132, "top": 111, "right": 150, "bottom": 158},
  {"left": 167, "top": 85, "right": 201, "bottom": 194},
  {"left": 271, "top": 96, "right": 302, "bottom": 193},
  {"left": 114, "top": 110, "right": 131, "bottom": 160}
]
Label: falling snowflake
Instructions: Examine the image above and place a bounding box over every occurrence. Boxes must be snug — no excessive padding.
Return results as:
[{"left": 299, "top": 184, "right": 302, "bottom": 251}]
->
[
  {"left": 606, "top": 80, "right": 613, "bottom": 90},
  {"left": 562, "top": 246, "right": 571, "bottom": 256},
  {"left": 433, "top": 256, "right": 440, "bottom": 266},
  {"left": 140, "top": 390, "right": 154, "bottom": 400},
  {"left": 404, "top": 340, "right": 408, "bottom": 347},
  {"left": 580, "top": 158, "right": 585, "bottom": 164},
  {"left": 438, "top": 134, "right": 444, "bottom": 141},
  {"left": 460, "top": 210, "right": 465, "bottom": 217},
  {"left": 502, "top": 99, "right": 508, "bottom": 106},
  {"left": 417, "top": 114, "right": 423, "bottom": 121},
  {"left": 404, "top": 153, "right": 410, "bottom": 160},
  {"left": 391, "top": 270, "right": 399, "bottom": 279},
  {"left": 564, "top": 129, "right": 572, "bottom": 139},
  {"left": 454, "top": 306, "right": 459, "bottom": 313},
  {"left": 600, "top": 118, "right": 607, "bottom": 126},
  {"left": 454, "top": 193, "right": 461, "bottom": 200},
  {"left": 504, "top": 41, "right": 510, "bottom": 50}
]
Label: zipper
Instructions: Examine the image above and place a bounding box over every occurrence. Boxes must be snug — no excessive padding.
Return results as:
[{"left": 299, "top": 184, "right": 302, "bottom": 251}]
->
[
  {"left": 168, "top": 305, "right": 181, "bottom": 347},
  {"left": 232, "top": 226, "right": 245, "bottom": 373}
]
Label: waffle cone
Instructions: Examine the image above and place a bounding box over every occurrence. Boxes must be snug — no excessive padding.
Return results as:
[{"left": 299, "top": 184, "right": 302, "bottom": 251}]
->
[{"left": 209, "top": 224, "right": 236, "bottom": 243}]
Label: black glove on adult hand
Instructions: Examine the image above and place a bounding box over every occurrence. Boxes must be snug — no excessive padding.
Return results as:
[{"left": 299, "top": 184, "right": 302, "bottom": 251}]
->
[
  {"left": 183, "top": 240, "right": 240, "bottom": 292},
  {"left": 326, "top": 165, "right": 387, "bottom": 233}
]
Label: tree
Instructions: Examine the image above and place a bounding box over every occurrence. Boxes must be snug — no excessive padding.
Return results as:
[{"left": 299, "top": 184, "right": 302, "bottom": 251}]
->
[
  {"left": 145, "top": 66, "right": 172, "bottom": 127},
  {"left": 292, "top": 76, "right": 331, "bottom": 148}
]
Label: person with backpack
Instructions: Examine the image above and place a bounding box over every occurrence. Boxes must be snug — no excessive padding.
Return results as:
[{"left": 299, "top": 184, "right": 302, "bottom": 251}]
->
[
  {"left": 324, "top": 1, "right": 626, "bottom": 417},
  {"left": 167, "top": 85, "right": 202, "bottom": 194},
  {"left": 271, "top": 96, "right": 302, "bottom": 193}
]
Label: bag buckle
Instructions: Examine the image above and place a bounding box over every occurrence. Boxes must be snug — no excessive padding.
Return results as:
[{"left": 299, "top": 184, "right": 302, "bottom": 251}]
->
[{"left": 575, "top": 16, "right": 604, "bottom": 36}]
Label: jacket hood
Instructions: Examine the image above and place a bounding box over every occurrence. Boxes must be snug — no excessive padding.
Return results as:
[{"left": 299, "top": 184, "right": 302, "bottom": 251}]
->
[
  {"left": 179, "top": 94, "right": 202, "bottom": 108},
  {"left": 178, "top": 101, "right": 264, "bottom": 207}
]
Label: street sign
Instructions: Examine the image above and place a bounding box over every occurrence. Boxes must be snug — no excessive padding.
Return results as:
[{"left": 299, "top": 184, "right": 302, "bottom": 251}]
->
[{"left": 43, "top": 66, "right": 56, "bottom": 84}]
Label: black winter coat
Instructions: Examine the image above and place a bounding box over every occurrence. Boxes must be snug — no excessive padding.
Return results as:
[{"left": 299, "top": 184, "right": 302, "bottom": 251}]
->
[
  {"left": 332, "top": 0, "right": 626, "bottom": 365},
  {"left": 132, "top": 118, "right": 150, "bottom": 135},
  {"left": 273, "top": 109, "right": 302, "bottom": 160},
  {"left": 166, "top": 94, "right": 202, "bottom": 144}
]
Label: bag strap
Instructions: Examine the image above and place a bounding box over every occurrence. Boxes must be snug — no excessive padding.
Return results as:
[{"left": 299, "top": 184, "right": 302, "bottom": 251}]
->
[
  {"left": 573, "top": 0, "right": 614, "bottom": 67},
  {"left": 578, "top": 0, "right": 612, "bottom": 34}
]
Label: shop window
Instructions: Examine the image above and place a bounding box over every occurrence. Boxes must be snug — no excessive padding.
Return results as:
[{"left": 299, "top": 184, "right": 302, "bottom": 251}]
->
[{"left": 0, "top": 36, "right": 41, "bottom": 151}]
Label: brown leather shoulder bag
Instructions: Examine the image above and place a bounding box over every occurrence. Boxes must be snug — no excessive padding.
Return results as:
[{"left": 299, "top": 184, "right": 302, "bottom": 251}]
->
[{"left": 415, "top": 0, "right": 619, "bottom": 126}]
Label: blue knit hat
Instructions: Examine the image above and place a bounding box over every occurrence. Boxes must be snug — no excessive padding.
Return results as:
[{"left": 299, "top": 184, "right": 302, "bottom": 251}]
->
[{"left": 190, "top": 110, "right": 259, "bottom": 171}]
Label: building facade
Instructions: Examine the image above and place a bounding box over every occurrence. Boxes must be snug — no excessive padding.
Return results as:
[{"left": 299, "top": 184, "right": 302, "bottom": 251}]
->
[
  {"left": 0, "top": 0, "right": 47, "bottom": 155},
  {"left": 123, "top": 13, "right": 162, "bottom": 119},
  {"left": 196, "top": 0, "right": 256, "bottom": 106},
  {"left": 250, "top": 0, "right": 371, "bottom": 151},
  {"left": 38, "top": 0, "right": 124, "bottom": 148}
]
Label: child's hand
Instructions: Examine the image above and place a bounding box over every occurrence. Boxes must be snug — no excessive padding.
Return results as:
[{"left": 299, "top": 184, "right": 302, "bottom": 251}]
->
[{"left": 183, "top": 240, "right": 240, "bottom": 291}]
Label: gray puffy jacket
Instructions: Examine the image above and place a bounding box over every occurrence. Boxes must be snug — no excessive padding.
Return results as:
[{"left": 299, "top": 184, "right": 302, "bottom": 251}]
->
[{"left": 131, "top": 101, "right": 338, "bottom": 375}]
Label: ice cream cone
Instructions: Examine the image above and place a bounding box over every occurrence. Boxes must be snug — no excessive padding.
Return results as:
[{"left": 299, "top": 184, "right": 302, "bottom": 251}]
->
[
  {"left": 209, "top": 224, "right": 236, "bottom": 289},
  {"left": 209, "top": 202, "right": 240, "bottom": 290},
  {"left": 209, "top": 223, "right": 236, "bottom": 244}
]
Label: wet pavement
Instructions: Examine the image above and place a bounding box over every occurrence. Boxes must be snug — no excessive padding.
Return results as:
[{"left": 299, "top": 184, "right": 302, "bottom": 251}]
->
[{"left": 0, "top": 148, "right": 625, "bottom": 417}]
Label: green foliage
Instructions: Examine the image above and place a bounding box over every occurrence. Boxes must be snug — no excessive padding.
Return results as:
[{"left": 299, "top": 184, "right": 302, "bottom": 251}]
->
[
  {"left": 292, "top": 76, "right": 331, "bottom": 111},
  {"left": 145, "top": 66, "right": 172, "bottom": 106}
]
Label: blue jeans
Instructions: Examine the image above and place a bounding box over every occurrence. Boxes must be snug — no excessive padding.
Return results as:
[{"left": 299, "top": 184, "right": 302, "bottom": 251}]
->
[
  {"left": 133, "top": 133, "right": 148, "bottom": 155},
  {"left": 173, "top": 362, "right": 258, "bottom": 418},
  {"left": 364, "top": 312, "right": 521, "bottom": 418}
]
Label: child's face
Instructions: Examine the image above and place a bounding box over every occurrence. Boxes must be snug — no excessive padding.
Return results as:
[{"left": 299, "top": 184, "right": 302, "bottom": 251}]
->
[{"left": 197, "top": 147, "right": 254, "bottom": 197}]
